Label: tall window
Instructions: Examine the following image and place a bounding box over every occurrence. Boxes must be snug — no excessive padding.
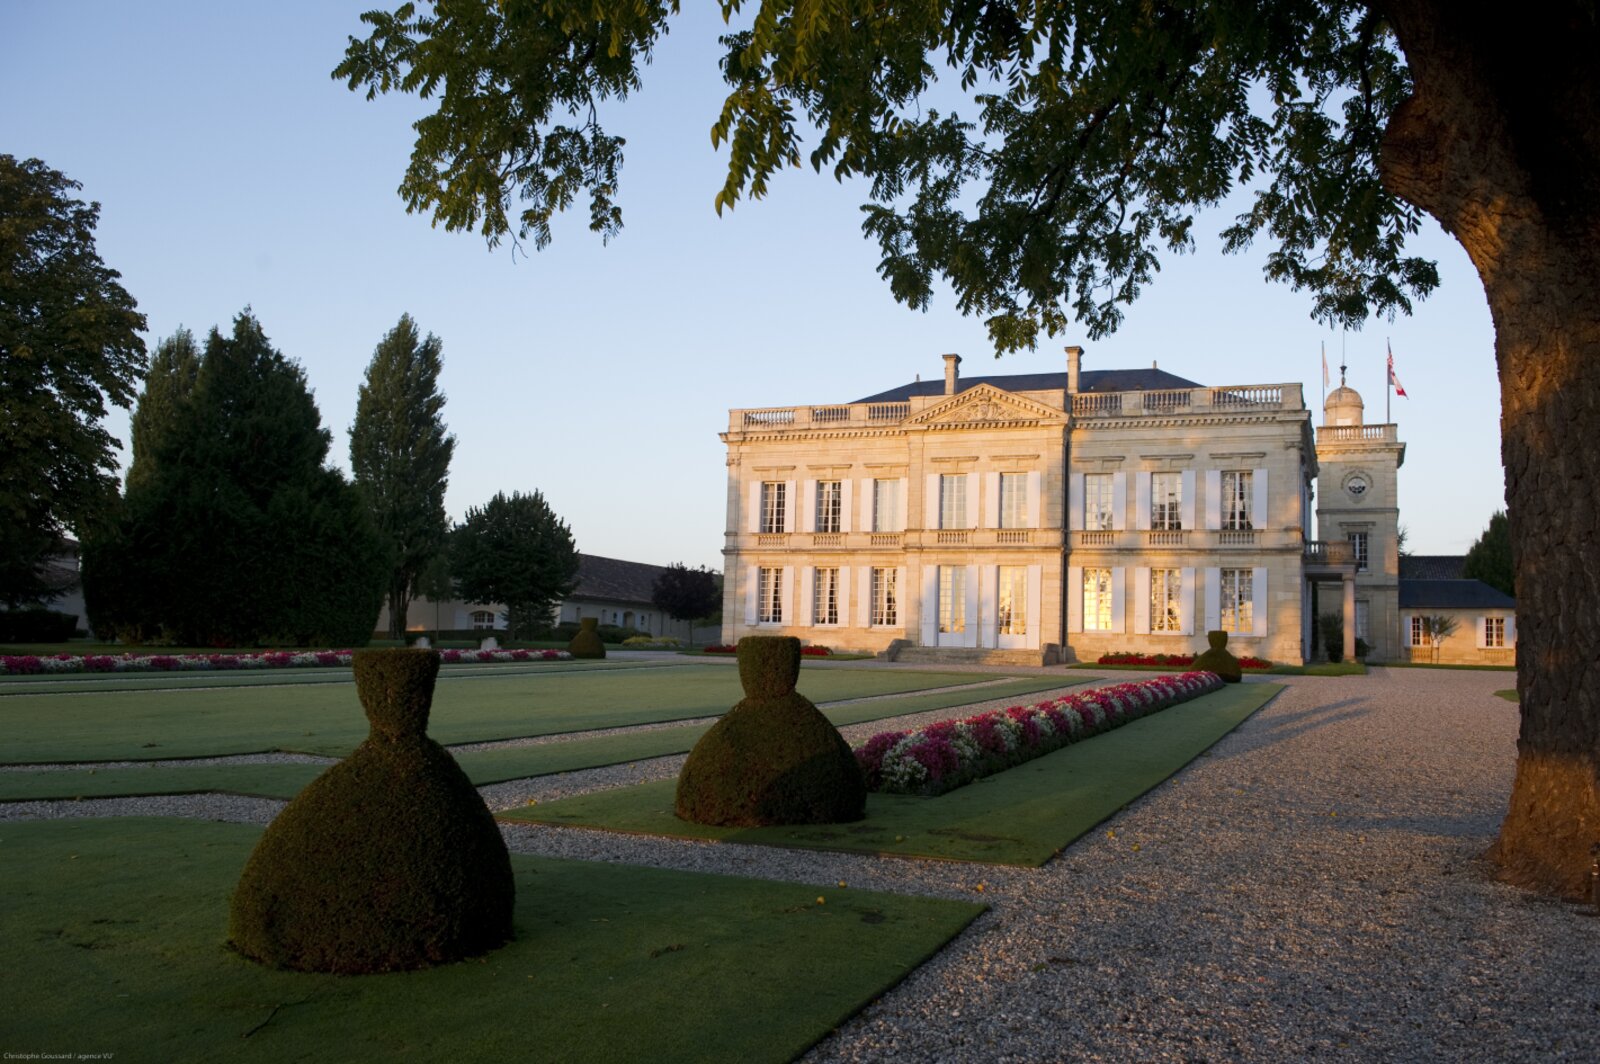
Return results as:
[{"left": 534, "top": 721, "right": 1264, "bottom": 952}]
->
[
  {"left": 760, "top": 482, "right": 787, "bottom": 534},
  {"left": 871, "top": 567, "right": 898, "bottom": 626},
  {"left": 1348, "top": 531, "right": 1369, "bottom": 571},
  {"left": 999, "top": 473, "right": 1028, "bottom": 528},
  {"left": 470, "top": 610, "right": 497, "bottom": 630},
  {"left": 1151, "top": 473, "right": 1182, "bottom": 530},
  {"left": 813, "top": 567, "right": 840, "bottom": 625},
  {"left": 758, "top": 567, "right": 782, "bottom": 624},
  {"left": 872, "top": 479, "right": 901, "bottom": 532},
  {"left": 938, "top": 566, "right": 966, "bottom": 633},
  {"left": 1083, "top": 568, "right": 1113, "bottom": 631},
  {"left": 1151, "top": 568, "right": 1181, "bottom": 632},
  {"left": 815, "top": 481, "right": 842, "bottom": 533},
  {"left": 1409, "top": 616, "right": 1425, "bottom": 646},
  {"left": 1485, "top": 616, "right": 1506, "bottom": 647},
  {"left": 1084, "top": 474, "right": 1115, "bottom": 531},
  {"left": 998, "top": 565, "right": 1028, "bottom": 635},
  {"left": 1222, "top": 471, "right": 1253, "bottom": 530},
  {"left": 1220, "top": 569, "right": 1253, "bottom": 633},
  {"left": 939, "top": 474, "right": 967, "bottom": 529}
]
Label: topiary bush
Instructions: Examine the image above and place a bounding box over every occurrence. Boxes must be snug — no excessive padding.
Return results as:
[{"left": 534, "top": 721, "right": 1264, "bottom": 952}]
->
[
  {"left": 228, "top": 648, "right": 514, "bottom": 973},
  {"left": 675, "top": 635, "right": 866, "bottom": 826},
  {"left": 567, "top": 617, "right": 606, "bottom": 659},
  {"left": 1193, "top": 629, "right": 1243, "bottom": 683}
]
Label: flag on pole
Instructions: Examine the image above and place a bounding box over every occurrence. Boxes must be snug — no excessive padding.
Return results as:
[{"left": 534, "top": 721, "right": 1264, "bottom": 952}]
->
[
  {"left": 1321, "top": 343, "right": 1330, "bottom": 389},
  {"left": 1388, "top": 343, "right": 1408, "bottom": 398}
]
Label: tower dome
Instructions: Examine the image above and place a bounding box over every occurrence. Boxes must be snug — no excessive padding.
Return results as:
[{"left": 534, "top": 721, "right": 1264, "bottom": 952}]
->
[{"left": 1323, "top": 384, "right": 1364, "bottom": 427}]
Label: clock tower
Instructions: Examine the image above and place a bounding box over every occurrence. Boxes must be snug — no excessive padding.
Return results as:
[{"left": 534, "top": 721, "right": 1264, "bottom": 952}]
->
[{"left": 1314, "top": 375, "right": 1406, "bottom": 660}]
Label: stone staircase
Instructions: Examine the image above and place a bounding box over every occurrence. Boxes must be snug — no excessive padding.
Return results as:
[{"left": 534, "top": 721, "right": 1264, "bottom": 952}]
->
[{"left": 888, "top": 645, "right": 1058, "bottom": 668}]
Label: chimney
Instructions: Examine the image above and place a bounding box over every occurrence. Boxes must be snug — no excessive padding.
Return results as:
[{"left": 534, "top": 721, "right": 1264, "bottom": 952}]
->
[
  {"left": 1066, "top": 345, "right": 1084, "bottom": 393},
  {"left": 943, "top": 353, "right": 962, "bottom": 395}
]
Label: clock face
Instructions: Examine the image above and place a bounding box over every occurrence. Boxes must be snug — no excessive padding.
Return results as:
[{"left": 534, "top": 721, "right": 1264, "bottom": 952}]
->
[{"left": 1346, "top": 474, "right": 1369, "bottom": 499}]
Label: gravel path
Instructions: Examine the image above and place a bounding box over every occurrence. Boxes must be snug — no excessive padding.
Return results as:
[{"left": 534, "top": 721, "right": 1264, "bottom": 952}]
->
[{"left": 7, "top": 666, "right": 1593, "bottom": 1061}]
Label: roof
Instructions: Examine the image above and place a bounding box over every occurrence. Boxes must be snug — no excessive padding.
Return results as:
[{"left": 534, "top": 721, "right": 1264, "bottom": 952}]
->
[
  {"left": 1399, "top": 579, "right": 1515, "bottom": 610},
  {"left": 1400, "top": 555, "right": 1466, "bottom": 580},
  {"left": 853, "top": 367, "right": 1202, "bottom": 404},
  {"left": 568, "top": 554, "right": 720, "bottom": 607}
]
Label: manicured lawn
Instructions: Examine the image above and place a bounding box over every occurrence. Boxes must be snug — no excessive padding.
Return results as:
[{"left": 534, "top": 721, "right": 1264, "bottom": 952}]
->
[
  {"left": 0, "top": 658, "right": 644, "bottom": 693},
  {"left": 503, "top": 682, "right": 1281, "bottom": 867},
  {"left": 0, "top": 667, "right": 1078, "bottom": 766},
  {"left": 1494, "top": 689, "right": 1519, "bottom": 703},
  {"left": 0, "top": 818, "right": 983, "bottom": 1064},
  {"left": 0, "top": 677, "right": 1085, "bottom": 801}
]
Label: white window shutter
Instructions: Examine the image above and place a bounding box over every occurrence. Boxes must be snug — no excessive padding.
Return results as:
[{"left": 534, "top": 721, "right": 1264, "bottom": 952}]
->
[
  {"left": 1181, "top": 471, "right": 1196, "bottom": 531},
  {"left": 925, "top": 473, "right": 941, "bottom": 530},
  {"left": 744, "top": 565, "right": 758, "bottom": 625},
  {"left": 798, "top": 566, "right": 814, "bottom": 627},
  {"left": 1251, "top": 566, "right": 1268, "bottom": 638},
  {"left": 920, "top": 566, "right": 939, "bottom": 644},
  {"left": 895, "top": 567, "right": 907, "bottom": 624},
  {"left": 984, "top": 472, "right": 1001, "bottom": 529},
  {"left": 856, "top": 478, "right": 872, "bottom": 532},
  {"left": 836, "top": 567, "right": 850, "bottom": 628},
  {"left": 964, "top": 564, "right": 981, "bottom": 647},
  {"left": 1067, "top": 565, "right": 1083, "bottom": 633},
  {"left": 896, "top": 478, "right": 909, "bottom": 531},
  {"left": 1476, "top": 616, "right": 1487, "bottom": 649},
  {"left": 1135, "top": 472, "right": 1152, "bottom": 531},
  {"left": 1401, "top": 613, "right": 1414, "bottom": 647},
  {"left": 1205, "top": 470, "right": 1222, "bottom": 531},
  {"left": 800, "top": 480, "right": 816, "bottom": 533},
  {"left": 856, "top": 566, "right": 871, "bottom": 627},
  {"left": 980, "top": 566, "right": 999, "bottom": 647},
  {"left": 1181, "top": 566, "right": 1196, "bottom": 635},
  {"left": 1068, "top": 473, "right": 1085, "bottom": 531},
  {"left": 1253, "top": 468, "right": 1269, "bottom": 530},
  {"left": 840, "top": 478, "right": 853, "bottom": 533},
  {"left": 1112, "top": 472, "right": 1127, "bottom": 531},
  {"left": 1110, "top": 567, "right": 1126, "bottom": 634},
  {"left": 1134, "top": 567, "right": 1151, "bottom": 634},
  {"left": 747, "top": 483, "right": 761, "bottom": 534},
  {"left": 782, "top": 481, "right": 796, "bottom": 533},
  {"left": 966, "top": 472, "right": 980, "bottom": 529},
  {"left": 1026, "top": 564, "right": 1043, "bottom": 650},
  {"left": 780, "top": 565, "right": 794, "bottom": 624},
  {"left": 1204, "top": 567, "right": 1221, "bottom": 632},
  {"left": 1027, "top": 470, "right": 1043, "bottom": 528}
]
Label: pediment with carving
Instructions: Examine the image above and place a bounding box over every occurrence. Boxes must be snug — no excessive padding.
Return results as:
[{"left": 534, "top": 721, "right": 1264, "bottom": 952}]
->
[{"left": 907, "top": 384, "right": 1065, "bottom": 429}]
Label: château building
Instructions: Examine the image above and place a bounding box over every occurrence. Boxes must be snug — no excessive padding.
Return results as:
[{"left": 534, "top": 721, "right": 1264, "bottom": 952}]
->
[{"left": 719, "top": 347, "right": 1440, "bottom": 666}]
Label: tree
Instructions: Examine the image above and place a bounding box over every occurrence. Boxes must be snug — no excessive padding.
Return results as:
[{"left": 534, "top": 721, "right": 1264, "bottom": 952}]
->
[
  {"left": 0, "top": 155, "right": 146, "bottom": 606},
  {"left": 652, "top": 563, "right": 721, "bottom": 645},
  {"left": 84, "top": 312, "right": 385, "bottom": 646},
  {"left": 350, "top": 314, "right": 456, "bottom": 639},
  {"left": 1421, "top": 613, "right": 1460, "bottom": 665},
  {"left": 450, "top": 491, "right": 578, "bottom": 640},
  {"left": 127, "top": 328, "right": 200, "bottom": 494},
  {"left": 336, "top": 4, "right": 1600, "bottom": 896},
  {"left": 1463, "top": 510, "right": 1514, "bottom": 598}
]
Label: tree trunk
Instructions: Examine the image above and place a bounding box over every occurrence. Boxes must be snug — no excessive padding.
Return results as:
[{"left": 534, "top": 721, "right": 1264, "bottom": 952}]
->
[
  {"left": 1379, "top": 0, "right": 1600, "bottom": 897},
  {"left": 386, "top": 576, "right": 411, "bottom": 642}
]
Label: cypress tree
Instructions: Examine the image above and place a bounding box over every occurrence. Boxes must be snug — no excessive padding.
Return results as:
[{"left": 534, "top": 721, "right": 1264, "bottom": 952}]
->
[{"left": 125, "top": 328, "right": 200, "bottom": 493}]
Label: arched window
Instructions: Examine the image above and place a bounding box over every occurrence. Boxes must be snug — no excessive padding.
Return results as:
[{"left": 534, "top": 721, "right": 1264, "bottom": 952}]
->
[{"left": 470, "top": 610, "right": 496, "bottom": 630}]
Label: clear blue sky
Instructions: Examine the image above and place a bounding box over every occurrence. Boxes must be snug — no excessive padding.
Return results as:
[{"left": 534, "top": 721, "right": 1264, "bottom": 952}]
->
[{"left": 2, "top": 2, "right": 1503, "bottom": 570}]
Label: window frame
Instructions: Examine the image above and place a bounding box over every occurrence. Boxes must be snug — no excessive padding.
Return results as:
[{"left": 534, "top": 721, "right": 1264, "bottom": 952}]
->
[
  {"left": 871, "top": 567, "right": 898, "bottom": 627},
  {"left": 1150, "top": 568, "right": 1182, "bottom": 632},
  {"left": 1221, "top": 470, "right": 1253, "bottom": 531},
  {"left": 1219, "top": 568, "right": 1253, "bottom": 633},
  {"left": 813, "top": 566, "right": 840, "bottom": 625},
  {"left": 872, "top": 478, "right": 900, "bottom": 533},
  {"left": 1151, "top": 472, "right": 1182, "bottom": 531},
  {"left": 939, "top": 473, "right": 967, "bottom": 530},
  {"left": 998, "top": 473, "right": 1028, "bottom": 529},
  {"left": 937, "top": 565, "right": 966, "bottom": 633},
  {"left": 757, "top": 566, "right": 782, "bottom": 624},
  {"left": 759, "top": 481, "right": 787, "bottom": 535},
  {"left": 1082, "top": 567, "right": 1113, "bottom": 631},
  {"left": 1084, "top": 473, "right": 1115, "bottom": 531},
  {"left": 815, "top": 480, "right": 842, "bottom": 534}
]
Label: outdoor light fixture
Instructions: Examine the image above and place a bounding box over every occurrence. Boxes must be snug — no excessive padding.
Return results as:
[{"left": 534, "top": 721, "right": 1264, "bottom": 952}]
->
[{"left": 1591, "top": 843, "right": 1600, "bottom": 914}]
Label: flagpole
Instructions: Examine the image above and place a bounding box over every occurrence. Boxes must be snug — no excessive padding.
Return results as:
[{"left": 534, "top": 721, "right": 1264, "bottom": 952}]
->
[{"left": 1386, "top": 337, "right": 1392, "bottom": 425}]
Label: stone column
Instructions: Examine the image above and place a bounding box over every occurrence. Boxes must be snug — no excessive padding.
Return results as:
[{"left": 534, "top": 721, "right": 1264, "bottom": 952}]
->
[{"left": 1343, "top": 575, "right": 1357, "bottom": 662}]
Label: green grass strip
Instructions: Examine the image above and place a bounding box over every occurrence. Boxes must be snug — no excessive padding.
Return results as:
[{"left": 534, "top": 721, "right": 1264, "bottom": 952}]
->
[
  {"left": 0, "top": 665, "right": 1012, "bottom": 765},
  {"left": 0, "top": 659, "right": 647, "bottom": 693},
  {"left": 503, "top": 683, "right": 1281, "bottom": 867},
  {"left": 0, "top": 678, "right": 1086, "bottom": 801},
  {"left": 0, "top": 817, "right": 983, "bottom": 1064}
]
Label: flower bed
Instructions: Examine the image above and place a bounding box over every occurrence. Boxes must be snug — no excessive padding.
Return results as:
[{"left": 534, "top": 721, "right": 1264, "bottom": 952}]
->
[
  {"left": 1097, "top": 650, "right": 1272, "bottom": 670},
  {"left": 855, "top": 672, "right": 1224, "bottom": 797},
  {"left": 0, "top": 647, "right": 570, "bottom": 676},
  {"left": 701, "top": 644, "right": 832, "bottom": 656}
]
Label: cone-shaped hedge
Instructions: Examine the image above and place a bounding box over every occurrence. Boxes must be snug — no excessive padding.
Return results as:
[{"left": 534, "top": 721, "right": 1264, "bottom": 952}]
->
[
  {"left": 228, "top": 648, "right": 514, "bottom": 973},
  {"left": 1194, "top": 629, "right": 1244, "bottom": 683},
  {"left": 675, "top": 636, "right": 866, "bottom": 826},
  {"left": 567, "top": 617, "right": 606, "bottom": 659}
]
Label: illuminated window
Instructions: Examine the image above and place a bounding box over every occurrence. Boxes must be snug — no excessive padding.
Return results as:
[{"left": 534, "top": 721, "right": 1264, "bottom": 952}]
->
[
  {"left": 1082, "top": 568, "right": 1112, "bottom": 631},
  {"left": 815, "top": 481, "right": 842, "bottom": 534},
  {"left": 938, "top": 566, "right": 966, "bottom": 633},
  {"left": 998, "top": 566, "right": 1028, "bottom": 635},
  {"left": 939, "top": 474, "right": 967, "bottom": 529},
  {"left": 813, "top": 567, "right": 840, "bottom": 625},
  {"left": 758, "top": 567, "right": 782, "bottom": 624},
  {"left": 1084, "top": 474, "right": 1115, "bottom": 530},
  {"left": 1222, "top": 471, "right": 1253, "bottom": 530},
  {"left": 872, "top": 479, "right": 901, "bottom": 532},
  {"left": 1151, "top": 473, "right": 1182, "bottom": 531},
  {"left": 1151, "top": 569, "right": 1181, "bottom": 632},
  {"left": 1485, "top": 616, "right": 1505, "bottom": 647},
  {"left": 999, "top": 473, "right": 1028, "bottom": 529},
  {"left": 1220, "top": 569, "right": 1252, "bottom": 633},
  {"left": 760, "top": 482, "right": 786, "bottom": 534},
  {"left": 871, "top": 568, "right": 898, "bottom": 626}
]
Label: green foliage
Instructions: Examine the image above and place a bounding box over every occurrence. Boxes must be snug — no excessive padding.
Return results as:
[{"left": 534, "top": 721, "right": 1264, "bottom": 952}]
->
[
  {"left": 350, "top": 314, "right": 456, "bottom": 639},
  {"left": 126, "top": 328, "right": 199, "bottom": 494},
  {"left": 1193, "top": 630, "right": 1242, "bottom": 683},
  {"left": 451, "top": 490, "right": 578, "bottom": 640},
  {"left": 1420, "top": 613, "right": 1460, "bottom": 664},
  {"left": 0, "top": 155, "right": 147, "bottom": 606},
  {"left": 676, "top": 636, "right": 865, "bottom": 827},
  {"left": 652, "top": 563, "right": 722, "bottom": 634},
  {"left": 335, "top": 4, "right": 1438, "bottom": 351},
  {"left": 1463, "top": 510, "right": 1514, "bottom": 597},
  {"left": 83, "top": 312, "right": 385, "bottom": 646},
  {"left": 1318, "top": 610, "right": 1344, "bottom": 663},
  {"left": 567, "top": 616, "right": 606, "bottom": 659},
  {"left": 0, "top": 608, "right": 79, "bottom": 643},
  {"left": 229, "top": 649, "right": 514, "bottom": 973}
]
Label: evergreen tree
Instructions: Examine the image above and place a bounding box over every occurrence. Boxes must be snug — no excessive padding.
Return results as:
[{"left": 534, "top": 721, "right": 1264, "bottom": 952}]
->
[
  {"left": 652, "top": 563, "right": 721, "bottom": 645},
  {"left": 349, "top": 314, "right": 455, "bottom": 639},
  {"left": 126, "top": 328, "right": 200, "bottom": 493},
  {"left": 84, "top": 311, "right": 385, "bottom": 646},
  {"left": 451, "top": 491, "right": 578, "bottom": 640},
  {"left": 0, "top": 155, "right": 146, "bottom": 606},
  {"left": 1463, "top": 510, "right": 1514, "bottom": 598}
]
